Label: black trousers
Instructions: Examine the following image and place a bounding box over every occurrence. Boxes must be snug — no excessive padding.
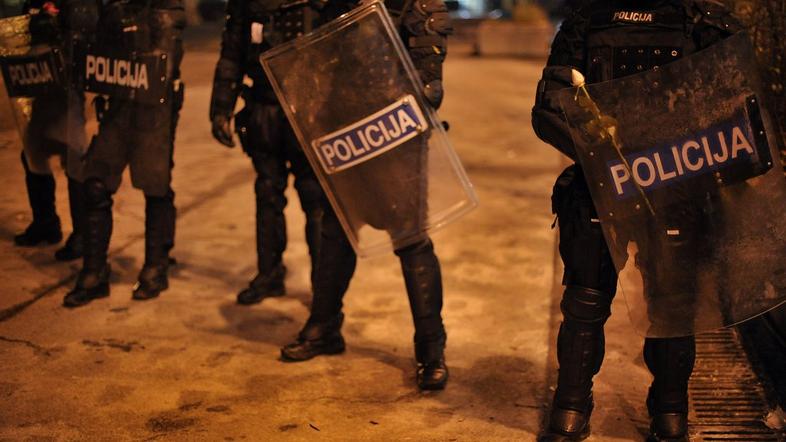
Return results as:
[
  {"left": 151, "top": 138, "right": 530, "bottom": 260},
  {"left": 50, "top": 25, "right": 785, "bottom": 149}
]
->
[
  {"left": 552, "top": 164, "right": 696, "bottom": 415},
  {"left": 235, "top": 97, "right": 323, "bottom": 276}
]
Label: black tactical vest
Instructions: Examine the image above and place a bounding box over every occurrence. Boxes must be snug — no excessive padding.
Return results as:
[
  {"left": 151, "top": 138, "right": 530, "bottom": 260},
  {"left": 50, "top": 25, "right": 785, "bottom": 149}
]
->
[{"left": 584, "top": 0, "right": 696, "bottom": 83}]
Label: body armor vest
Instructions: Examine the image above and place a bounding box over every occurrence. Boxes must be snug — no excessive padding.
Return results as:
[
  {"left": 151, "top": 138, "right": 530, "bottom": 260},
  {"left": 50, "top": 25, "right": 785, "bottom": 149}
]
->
[{"left": 584, "top": 0, "right": 696, "bottom": 83}]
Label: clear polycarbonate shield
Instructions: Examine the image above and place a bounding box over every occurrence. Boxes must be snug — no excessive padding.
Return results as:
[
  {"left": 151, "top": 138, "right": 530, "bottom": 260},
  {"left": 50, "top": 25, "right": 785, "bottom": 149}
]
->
[
  {"left": 558, "top": 32, "right": 786, "bottom": 337},
  {"left": 0, "top": 14, "right": 33, "bottom": 152},
  {"left": 260, "top": 1, "right": 477, "bottom": 257},
  {"left": 0, "top": 14, "right": 91, "bottom": 178}
]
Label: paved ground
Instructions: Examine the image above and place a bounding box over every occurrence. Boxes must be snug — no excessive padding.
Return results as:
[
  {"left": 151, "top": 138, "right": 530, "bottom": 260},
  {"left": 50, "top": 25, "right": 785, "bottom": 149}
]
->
[{"left": 0, "top": 30, "right": 658, "bottom": 441}]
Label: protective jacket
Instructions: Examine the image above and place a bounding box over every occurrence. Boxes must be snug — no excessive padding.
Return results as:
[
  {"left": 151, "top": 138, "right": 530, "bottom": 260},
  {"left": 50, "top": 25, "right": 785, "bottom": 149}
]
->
[
  {"left": 210, "top": 0, "right": 452, "bottom": 119},
  {"left": 532, "top": 0, "right": 742, "bottom": 159}
]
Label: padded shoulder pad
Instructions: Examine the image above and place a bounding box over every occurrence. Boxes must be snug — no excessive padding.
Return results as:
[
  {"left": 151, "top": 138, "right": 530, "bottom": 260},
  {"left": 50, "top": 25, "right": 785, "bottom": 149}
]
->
[
  {"left": 691, "top": 0, "right": 743, "bottom": 33},
  {"left": 413, "top": 0, "right": 452, "bottom": 36},
  {"left": 385, "top": 0, "right": 413, "bottom": 22},
  {"left": 414, "top": 0, "right": 448, "bottom": 14}
]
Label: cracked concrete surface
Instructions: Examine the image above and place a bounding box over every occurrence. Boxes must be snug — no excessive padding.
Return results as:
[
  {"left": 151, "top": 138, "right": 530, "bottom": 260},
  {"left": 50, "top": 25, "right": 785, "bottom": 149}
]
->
[{"left": 0, "top": 29, "right": 656, "bottom": 441}]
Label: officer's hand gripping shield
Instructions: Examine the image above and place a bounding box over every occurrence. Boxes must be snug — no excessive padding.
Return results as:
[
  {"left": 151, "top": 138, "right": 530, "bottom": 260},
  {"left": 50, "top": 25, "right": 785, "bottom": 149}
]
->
[
  {"left": 260, "top": 1, "right": 477, "bottom": 257},
  {"left": 558, "top": 33, "right": 786, "bottom": 338}
]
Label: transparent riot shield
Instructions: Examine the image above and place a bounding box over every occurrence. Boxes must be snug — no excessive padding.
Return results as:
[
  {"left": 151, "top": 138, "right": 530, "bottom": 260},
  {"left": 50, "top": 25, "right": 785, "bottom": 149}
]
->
[
  {"left": 260, "top": 1, "right": 478, "bottom": 257},
  {"left": 1, "top": 13, "right": 92, "bottom": 179},
  {"left": 558, "top": 32, "right": 786, "bottom": 337},
  {"left": 0, "top": 14, "right": 33, "bottom": 150},
  {"left": 69, "top": 4, "right": 180, "bottom": 197}
]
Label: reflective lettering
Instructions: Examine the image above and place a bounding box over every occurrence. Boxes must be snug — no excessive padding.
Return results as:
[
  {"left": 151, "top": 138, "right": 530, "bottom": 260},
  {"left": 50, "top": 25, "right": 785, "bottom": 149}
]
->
[
  {"left": 611, "top": 163, "right": 630, "bottom": 195},
  {"left": 701, "top": 136, "right": 715, "bottom": 166},
  {"left": 320, "top": 144, "right": 336, "bottom": 165},
  {"left": 632, "top": 157, "right": 656, "bottom": 187},
  {"left": 654, "top": 152, "right": 676, "bottom": 181},
  {"left": 713, "top": 131, "right": 729, "bottom": 162},
  {"left": 347, "top": 136, "right": 365, "bottom": 156},
  {"left": 365, "top": 125, "right": 384, "bottom": 147},
  {"left": 731, "top": 126, "right": 754, "bottom": 158},
  {"left": 398, "top": 109, "right": 418, "bottom": 133},
  {"left": 334, "top": 139, "right": 352, "bottom": 161},
  {"left": 682, "top": 141, "right": 704, "bottom": 171}
]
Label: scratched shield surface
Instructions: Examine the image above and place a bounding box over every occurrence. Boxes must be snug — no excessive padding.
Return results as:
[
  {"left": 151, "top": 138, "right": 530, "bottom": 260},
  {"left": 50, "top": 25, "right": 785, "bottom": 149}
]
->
[
  {"left": 558, "top": 32, "right": 786, "bottom": 337},
  {"left": 260, "top": 1, "right": 477, "bottom": 257},
  {"left": 0, "top": 14, "right": 91, "bottom": 178}
]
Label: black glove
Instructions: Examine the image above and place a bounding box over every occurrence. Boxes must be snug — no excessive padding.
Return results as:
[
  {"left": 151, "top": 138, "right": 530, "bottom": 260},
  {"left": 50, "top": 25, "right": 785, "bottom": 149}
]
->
[{"left": 211, "top": 114, "right": 235, "bottom": 148}]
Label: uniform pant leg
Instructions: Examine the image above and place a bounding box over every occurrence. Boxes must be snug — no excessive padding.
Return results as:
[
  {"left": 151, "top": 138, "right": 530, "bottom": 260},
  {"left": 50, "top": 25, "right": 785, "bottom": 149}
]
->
[
  {"left": 309, "top": 199, "right": 357, "bottom": 323},
  {"left": 395, "top": 237, "right": 446, "bottom": 364},
  {"left": 552, "top": 165, "right": 619, "bottom": 412},
  {"left": 286, "top": 119, "right": 323, "bottom": 284},
  {"left": 237, "top": 101, "right": 290, "bottom": 274}
]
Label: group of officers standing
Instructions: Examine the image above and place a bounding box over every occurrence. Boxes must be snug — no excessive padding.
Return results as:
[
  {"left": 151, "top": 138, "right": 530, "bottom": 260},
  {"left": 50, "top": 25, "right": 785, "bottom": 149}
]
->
[{"left": 1, "top": 0, "right": 756, "bottom": 440}]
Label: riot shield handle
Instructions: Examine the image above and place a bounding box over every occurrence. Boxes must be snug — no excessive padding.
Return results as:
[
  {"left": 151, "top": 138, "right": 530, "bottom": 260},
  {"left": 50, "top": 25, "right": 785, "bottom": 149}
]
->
[{"left": 570, "top": 69, "right": 656, "bottom": 217}]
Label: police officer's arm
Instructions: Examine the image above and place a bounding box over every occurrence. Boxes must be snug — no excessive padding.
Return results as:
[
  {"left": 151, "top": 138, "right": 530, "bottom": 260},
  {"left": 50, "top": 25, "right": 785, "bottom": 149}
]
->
[
  {"left": 209, "top": 0, "right": 248, "bottom": 147},
  {"left": 531, "top": 11, "right": 589, "bottom": 160},
  {"left": 691, "top": 0, "right": 743, "bottom": 48},
  {"left": 401, "top": 0, "right": 452, "bottom": 109}
]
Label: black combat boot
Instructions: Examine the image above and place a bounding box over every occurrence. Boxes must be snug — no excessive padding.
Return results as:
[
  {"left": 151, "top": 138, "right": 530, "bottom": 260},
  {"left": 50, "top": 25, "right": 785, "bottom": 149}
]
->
[
  {"left": 55, "top": 177, "right": 85, "bottom": 261},
  {"left": 63, "top": 179, "right": 112, "bottom": 308},
  {"left": 133, "top": 191, "right": 176, "bottom": 300},
  {"left": 415, "top": 340, "right": 449, "bottom": 391},
  {"left": 237, "top": 175, "right": 288, "bottom": 304},
  {"left": 397, "top": 239, "right": 449, "bottom": 391},
  {"left": 644, "top": 336, "right": 695, "bottom": 442},
  {"left": 541, "top": 286, "right": 614, "bottom": 441},
  {"left": 237, "top": 264, "right": 286, "bottom": 304},
  {"left": 280, "top": 314, "right": 345, "bottom": 361},
  {"left": 15, "top": 153, "right": 62, "bottom": 247},
  {"left": 281, "top": 207, "right": 355, "bottom": 362}
]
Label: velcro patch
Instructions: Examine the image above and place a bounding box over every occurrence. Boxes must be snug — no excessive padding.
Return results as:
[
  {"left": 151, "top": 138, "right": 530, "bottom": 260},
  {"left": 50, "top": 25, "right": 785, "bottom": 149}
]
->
[{"left": 612, "top": 11, "right": 655, "bottom": 23}]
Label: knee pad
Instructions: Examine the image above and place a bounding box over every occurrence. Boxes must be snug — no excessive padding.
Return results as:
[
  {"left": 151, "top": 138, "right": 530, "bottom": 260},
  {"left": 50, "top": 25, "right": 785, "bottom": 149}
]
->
[
  {"left": 295, "top": 176, "right": 325, "bottom": 214},
  {"left": 320, "top": 208, "right": 348, "bottom": 241},
  {"left": 561, "top": 285, "right": 613, "bottom": 325},
  {"left": 254, "top": 176, "right": 286, "bottom": 209},
  {"left": 84, "top": 178, "right": 113, "bottom": 209}
]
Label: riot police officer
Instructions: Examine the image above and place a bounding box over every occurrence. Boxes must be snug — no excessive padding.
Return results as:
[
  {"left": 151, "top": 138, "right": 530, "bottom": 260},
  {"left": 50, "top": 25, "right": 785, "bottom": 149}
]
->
[
  {"left": 5, "top": 0, "right": 96, "bottom": 261},
  {"left": 209, "top": 0, "right": 325, "bottom": 305},
  {"left": 532, "top": 0, "right": 741, "bottom": 440},
  {"left": 62, "top": 0, "right": 185, "bottom": 307},
  {"left": 271, "top": 0, "right": 455, "bottom": 391}
]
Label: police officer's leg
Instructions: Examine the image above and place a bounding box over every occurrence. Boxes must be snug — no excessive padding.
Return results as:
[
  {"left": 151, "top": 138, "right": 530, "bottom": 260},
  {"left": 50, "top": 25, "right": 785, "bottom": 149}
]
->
[
  {"left": 644, "top": 336, "right": 695, "bottom": 441},
  {"left": 63, "top": 176, "right": 116, "bottom": 307},
  {"left": 287, "top": 127, "right": 323, "bottom": 286},
  {"left": 132, "top": 188, "right": 176, "bottom": 300},
  {"left": 280, "top": 201, "right": 354, "bottom": 362},
  {"left": 56, "top": 87, "right": 90, "bottom": 261},
  {"left": 236, "top": 102, "right": 289, "bottom": 304},
  {"left": 639, "top": 205, "right": 700, "bottom": 441},
  {"left": 395, "top": 238, "right": 448, "bottom": 390},
  {"left": 54, "top": 174, "right": 86, "bottom": 261},
  {"left": 15, "top": 150, "right": 62, "bottom": 247},
  {"left": 544, "top": 165, "right": 618, "bottom": 440},
  {"left": 130, "top": 102, "right": 179, "bottom": 301},
  {"left": 63, "top": 100, "right": 130, "bottom": 308}
]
